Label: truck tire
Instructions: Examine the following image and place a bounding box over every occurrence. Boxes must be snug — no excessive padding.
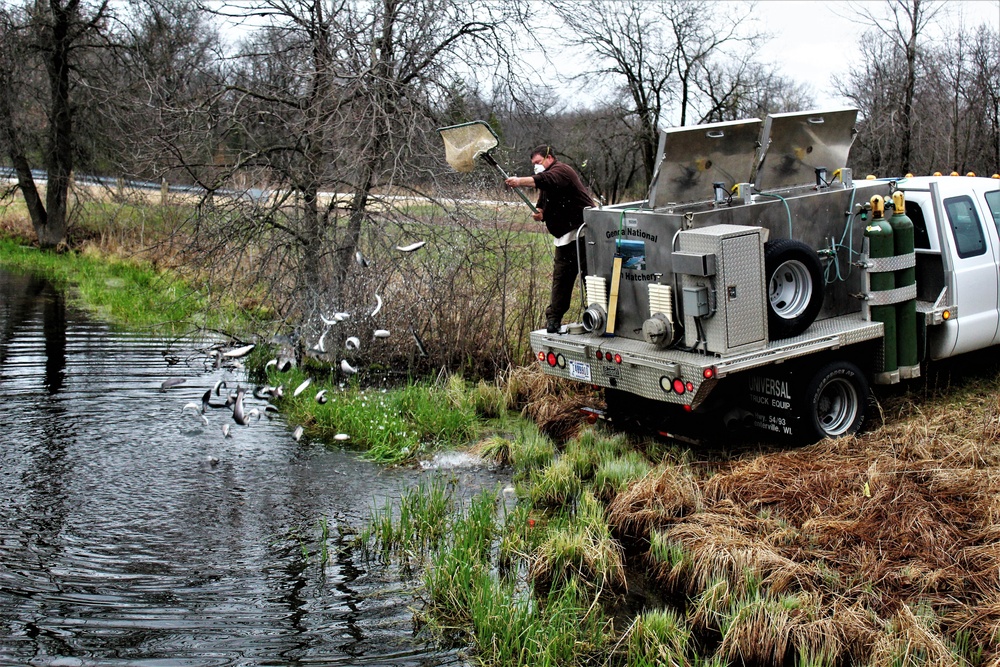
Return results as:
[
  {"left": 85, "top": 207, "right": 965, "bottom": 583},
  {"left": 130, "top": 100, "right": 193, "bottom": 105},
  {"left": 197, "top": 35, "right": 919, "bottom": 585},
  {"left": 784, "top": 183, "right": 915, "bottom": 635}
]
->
[
  {"left": 798, "top": 360, "right": 868, "bottom": 441},
  {"left": 765, "top": 239, "right": 824, "bottom": 339}
]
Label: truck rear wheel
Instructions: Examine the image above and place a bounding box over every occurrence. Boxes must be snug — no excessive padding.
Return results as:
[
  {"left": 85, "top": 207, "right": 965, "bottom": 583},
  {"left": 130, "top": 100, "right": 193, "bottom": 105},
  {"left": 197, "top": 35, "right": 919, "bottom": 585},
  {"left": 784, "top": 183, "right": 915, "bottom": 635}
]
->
[
  {"left": 798, "top": 360, "right": 868, "bottom": 441},
  {"left": 765, "top": 239, "right": 824, "bottom": 339}
]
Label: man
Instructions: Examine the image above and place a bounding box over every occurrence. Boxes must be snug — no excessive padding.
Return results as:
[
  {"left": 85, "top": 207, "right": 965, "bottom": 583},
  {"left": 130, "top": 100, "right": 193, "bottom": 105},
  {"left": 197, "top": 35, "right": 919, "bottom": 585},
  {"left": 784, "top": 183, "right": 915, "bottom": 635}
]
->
[{"left": 505, "top": 145, "right": 594, "bottom": 334}]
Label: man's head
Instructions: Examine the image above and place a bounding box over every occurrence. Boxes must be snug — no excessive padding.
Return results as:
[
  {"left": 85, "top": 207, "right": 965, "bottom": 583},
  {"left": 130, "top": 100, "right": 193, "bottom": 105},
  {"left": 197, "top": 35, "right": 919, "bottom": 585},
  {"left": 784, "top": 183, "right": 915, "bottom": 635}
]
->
[{"left": 530, "top": 145, "right": 556, "bottom": 172}]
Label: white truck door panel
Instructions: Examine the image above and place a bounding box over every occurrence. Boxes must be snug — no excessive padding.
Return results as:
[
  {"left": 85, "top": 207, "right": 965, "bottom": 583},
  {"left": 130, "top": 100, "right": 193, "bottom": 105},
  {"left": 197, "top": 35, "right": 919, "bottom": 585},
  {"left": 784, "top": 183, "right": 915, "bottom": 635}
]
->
[{"left": 943, "top": 194, "right": 999, "bottom": 356}]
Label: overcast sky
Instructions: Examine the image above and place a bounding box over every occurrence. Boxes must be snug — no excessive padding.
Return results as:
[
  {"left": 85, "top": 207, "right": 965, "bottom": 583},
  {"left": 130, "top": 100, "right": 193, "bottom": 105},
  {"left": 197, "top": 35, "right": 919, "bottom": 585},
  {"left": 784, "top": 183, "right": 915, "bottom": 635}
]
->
[{"left": 754, "top": 0, "right": 1000, "bottom": 107}]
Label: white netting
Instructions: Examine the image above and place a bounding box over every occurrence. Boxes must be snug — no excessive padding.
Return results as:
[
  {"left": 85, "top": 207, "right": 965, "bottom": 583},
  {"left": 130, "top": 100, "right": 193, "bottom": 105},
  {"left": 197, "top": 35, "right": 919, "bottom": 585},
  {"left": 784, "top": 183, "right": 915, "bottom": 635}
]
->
[{"left": 439, "top": 122, "right": 499, "bottom": 173}]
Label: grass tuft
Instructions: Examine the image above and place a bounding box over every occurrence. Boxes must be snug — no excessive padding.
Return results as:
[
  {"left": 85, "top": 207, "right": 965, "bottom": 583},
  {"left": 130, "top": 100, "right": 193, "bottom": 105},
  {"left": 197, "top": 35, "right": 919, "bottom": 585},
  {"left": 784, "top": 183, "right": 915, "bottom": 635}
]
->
[{"left": 623, "top": 607, "right": 692, "bottom": 667}]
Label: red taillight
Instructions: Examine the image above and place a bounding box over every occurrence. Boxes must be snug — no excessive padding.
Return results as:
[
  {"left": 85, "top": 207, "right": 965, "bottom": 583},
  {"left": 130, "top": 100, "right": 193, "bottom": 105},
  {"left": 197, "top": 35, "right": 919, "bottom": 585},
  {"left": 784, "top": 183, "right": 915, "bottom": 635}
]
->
[
  {"left": 672, "top": 378, "right": 685, "bottom": 394},
  {"left": 546, "top": 352, "right": 557, "bottom": 367},
  {"left": 596, "top": 350, "right": 603, "bottom": 361},
  {"left": 537, "top": 351, "right": 546, "bottom": 362},
  {"left": 614, "top": 353, "right": 622, "bottom": 364},
  {"left": 703, "top": 367, "right": 715, "bottom": 379},
  {"left": 685, "top": 381, "right": 694, "bottom": 392},
  {"left": 586, "top": 413, "right": 598, "bottom": 424},
  {"left": 604, "top": 351, "right": 613, "bottom": 361},
  {"left": 683, "top": 404, "right": 692, "bottom": 412}
]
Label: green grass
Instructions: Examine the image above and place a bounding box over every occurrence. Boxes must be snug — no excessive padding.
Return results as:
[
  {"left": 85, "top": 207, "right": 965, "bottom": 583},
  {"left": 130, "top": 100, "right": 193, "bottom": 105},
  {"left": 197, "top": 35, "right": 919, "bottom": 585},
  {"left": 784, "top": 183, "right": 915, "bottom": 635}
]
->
[
  {"left": 0, "top": 236, "right": 246, "bottom": 333},
  {"left": 360, "top": 478, "right": 457, "bottom": 563},
  {"left": 624, "top": 608, "right": 692, "bottom": 667},
  {"left": 277, "top": 368, "right": 480, "bottom": 463}
]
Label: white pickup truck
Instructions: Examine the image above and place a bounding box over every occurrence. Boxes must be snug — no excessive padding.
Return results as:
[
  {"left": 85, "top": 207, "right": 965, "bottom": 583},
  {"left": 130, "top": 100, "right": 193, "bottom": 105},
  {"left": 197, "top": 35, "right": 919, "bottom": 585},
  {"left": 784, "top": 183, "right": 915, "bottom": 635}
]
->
[{"left": 530, "top": 108, "right": 1000, "bottom": 443}]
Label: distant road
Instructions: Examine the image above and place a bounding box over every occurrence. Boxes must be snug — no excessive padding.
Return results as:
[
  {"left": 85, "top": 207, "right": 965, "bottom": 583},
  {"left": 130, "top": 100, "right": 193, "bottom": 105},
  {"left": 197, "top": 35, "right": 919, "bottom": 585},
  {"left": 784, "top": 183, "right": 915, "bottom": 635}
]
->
[{"left": 0, "top": 166, "right": 523, "bottom": 209}]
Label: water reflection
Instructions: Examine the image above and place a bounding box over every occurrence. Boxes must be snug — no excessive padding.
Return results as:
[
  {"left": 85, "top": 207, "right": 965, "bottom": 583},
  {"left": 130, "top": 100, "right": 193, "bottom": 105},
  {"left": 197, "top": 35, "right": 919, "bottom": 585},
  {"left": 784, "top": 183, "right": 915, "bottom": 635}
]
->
[{"left": 0, "top": 266, "right": 500, "bottom": 666}]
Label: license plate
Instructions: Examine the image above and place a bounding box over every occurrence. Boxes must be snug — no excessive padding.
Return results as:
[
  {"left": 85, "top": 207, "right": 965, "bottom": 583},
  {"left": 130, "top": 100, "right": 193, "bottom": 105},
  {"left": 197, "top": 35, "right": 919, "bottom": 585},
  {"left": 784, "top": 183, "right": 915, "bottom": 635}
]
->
[{"left": 568, "top": 361, "right": 591, "bottom": 381}]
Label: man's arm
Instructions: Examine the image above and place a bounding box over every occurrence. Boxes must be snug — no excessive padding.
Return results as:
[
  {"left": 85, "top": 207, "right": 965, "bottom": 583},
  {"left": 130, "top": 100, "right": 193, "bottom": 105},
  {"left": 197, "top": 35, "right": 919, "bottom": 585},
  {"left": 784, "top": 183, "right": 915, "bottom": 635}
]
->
[{"left": 505, "top": 175, "right": 536, "bottom": 188}]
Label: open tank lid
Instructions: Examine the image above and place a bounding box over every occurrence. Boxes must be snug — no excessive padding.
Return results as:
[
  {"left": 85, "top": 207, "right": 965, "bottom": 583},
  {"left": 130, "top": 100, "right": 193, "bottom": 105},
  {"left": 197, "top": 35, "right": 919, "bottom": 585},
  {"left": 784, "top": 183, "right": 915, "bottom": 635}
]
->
[
  {"left": 647, "top": 117, "right": 763, "bottom": 208},
  {"left": 754, "top": 108, "right": 858, "bottom": 191}
]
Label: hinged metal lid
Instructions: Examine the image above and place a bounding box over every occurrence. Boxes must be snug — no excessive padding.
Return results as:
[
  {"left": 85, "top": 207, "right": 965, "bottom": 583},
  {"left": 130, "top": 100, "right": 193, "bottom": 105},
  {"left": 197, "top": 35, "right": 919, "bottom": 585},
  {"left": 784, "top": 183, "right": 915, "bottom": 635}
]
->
[
  {"left": 755, "top": 108, "right": 858, "bottom": 191},
  {"left": 647, "top": 118, "right": 763, "bottom": 208}
]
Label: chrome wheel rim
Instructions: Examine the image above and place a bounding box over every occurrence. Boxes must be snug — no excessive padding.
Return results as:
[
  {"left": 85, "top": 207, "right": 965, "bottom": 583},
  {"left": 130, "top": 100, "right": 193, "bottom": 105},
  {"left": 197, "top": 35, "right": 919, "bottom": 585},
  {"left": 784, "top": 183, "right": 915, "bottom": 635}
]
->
[
  {"left": 769, "top": 259, "right": 813, "bottom": 320},
  {"left": 815, "top": 377, "right": 859, "bottom": 437}
]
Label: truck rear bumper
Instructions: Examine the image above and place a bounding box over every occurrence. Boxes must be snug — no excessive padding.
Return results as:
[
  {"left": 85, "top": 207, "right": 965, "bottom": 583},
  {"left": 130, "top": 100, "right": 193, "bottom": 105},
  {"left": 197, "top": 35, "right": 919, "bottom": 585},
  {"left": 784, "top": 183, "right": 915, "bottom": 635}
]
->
[{"left": 530, "top": 315, "right": 883, "bottom": 408}]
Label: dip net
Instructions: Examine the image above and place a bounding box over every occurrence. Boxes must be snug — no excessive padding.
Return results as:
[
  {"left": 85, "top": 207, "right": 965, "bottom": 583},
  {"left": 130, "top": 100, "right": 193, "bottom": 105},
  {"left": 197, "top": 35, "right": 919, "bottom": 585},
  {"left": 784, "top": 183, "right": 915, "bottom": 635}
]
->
[{"left": 438, "top": 121, "right": 499, "bottom": 173}]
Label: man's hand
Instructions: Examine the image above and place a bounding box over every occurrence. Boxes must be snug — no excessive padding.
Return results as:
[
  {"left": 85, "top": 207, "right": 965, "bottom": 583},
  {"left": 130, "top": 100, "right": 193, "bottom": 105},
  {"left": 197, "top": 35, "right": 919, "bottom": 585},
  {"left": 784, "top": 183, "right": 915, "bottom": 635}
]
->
[{"left": 532, "top": 208, "right": 543, "bottom": 221}]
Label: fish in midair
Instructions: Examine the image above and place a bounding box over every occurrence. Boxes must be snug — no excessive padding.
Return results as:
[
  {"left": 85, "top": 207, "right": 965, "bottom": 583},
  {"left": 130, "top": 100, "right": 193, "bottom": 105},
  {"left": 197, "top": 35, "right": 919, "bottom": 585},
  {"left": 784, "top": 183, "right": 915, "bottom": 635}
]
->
[
  {"left": 334, "top": 312, "right": 350, "bottom": 322},
  {"left": 223, "top": 343, "right": 255, "bottom": 358},
  {"left": 265, "top": 358, "right": 278, "bottom": 370},
  {"left": 222, "top": 424, "right": 232, "bottom": 438},
  {"left": 373, "top": 329, "right": 391, "bottom": 339},
  {"left": 293, "top": 378, "right": 312, "bottom": 397},
  {"left": 340, "top": 359, "right": 358, "bottom": 375},
  {"left": 312, "top": 328, "right": 330, "bottom": 353},
  {"left": 160, "top": 378, "right": 186, "bottom": 391},
  {"left": 182, "top": 403, "right": 209, "bottom": 426},
  {"left": 355, "top": 250, "right": 370, "bottom": 268},
  {"left": 293, "top": 425, "right": 304, "bottom": 442},
  {"left": 315, "top": 389, "right": 328, "bottom": 404},
  {"left": 232, "top": 386, "right": 249, "bottom": 425},
  {"left": 333, "top": 433, "right": 350, "bottom": 441},
  {"left": 200, "top": 389, "right": 214, "bottom": 413},
  {"left": 410, "top": 328, "right": 428, "bottom": 357},
  {"left": 345, "top": 336, "right": 360, "bottom": 351},
  {"left": 396, "top": 241, "right": 426, "bottom": 252},
  {"left": 369, "top": 294, "right": 383, "bottom": 317}
]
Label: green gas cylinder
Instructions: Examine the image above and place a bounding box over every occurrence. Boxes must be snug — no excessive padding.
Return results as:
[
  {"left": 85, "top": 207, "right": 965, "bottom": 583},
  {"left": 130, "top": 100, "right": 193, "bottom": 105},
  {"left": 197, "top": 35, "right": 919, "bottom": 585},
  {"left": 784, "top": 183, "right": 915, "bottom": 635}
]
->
[
  {"left": 890, "top": 191, "right": 918, "bottom": 372},
  {"left": 866, "top": 195, "right": 897, "bottom": 373}
]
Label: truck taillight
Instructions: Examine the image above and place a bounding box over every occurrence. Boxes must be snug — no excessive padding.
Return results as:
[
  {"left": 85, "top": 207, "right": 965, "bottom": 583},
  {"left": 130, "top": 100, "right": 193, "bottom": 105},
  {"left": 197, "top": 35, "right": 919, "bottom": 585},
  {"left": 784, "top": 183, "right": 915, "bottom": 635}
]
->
[
  {"left": 596, "top": 350, "right": 603, "bottom": 361},
  {"left": 604, "top": 351, "right": 613, "bottom": 361},
  {"left": 537, "top": 351, "right": 545, "bottom": 363},
  {"left": 703, "top": 367, "right": 716, "bottom": 379},
  {"left": 686, "top": 381, "right": 694, "bottom": 392},
  {"left": 614, "top": 353, "right": 622, "bottom": 364},
  {"left": 672, "top": 378, "right": 685, "bottom": 394},
  {"left": 547, "top": 352, "right": 557, "bottom": 367}
]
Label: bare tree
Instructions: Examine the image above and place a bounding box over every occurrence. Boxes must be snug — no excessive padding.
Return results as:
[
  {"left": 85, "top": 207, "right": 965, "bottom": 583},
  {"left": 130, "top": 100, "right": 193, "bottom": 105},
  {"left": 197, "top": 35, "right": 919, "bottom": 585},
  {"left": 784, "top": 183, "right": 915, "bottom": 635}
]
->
[
  {"left": 846, "top": 0, "right": 945, "bottom": 176},
  {"left": 0, "top": 0, "right": 113, "bottom": 248},
  {"left": 133, "top": 0, "right": 534, "bottom": 367},
  {"left": 544, "top": 0, "right": 763, "bottom": 183},
  {"left": 966, "top": 24, "right": 1000, "bottom": 174}
]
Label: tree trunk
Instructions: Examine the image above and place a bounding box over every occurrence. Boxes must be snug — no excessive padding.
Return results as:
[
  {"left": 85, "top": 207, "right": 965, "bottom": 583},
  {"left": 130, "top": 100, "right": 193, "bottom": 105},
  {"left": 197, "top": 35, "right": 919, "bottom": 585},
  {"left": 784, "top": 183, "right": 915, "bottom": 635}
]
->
[
  {"left": 36, "top": 0, "right": 77, "bottom": 248},
  {"left": 899, "top": 0, "right": 920, "bottom": 176}
]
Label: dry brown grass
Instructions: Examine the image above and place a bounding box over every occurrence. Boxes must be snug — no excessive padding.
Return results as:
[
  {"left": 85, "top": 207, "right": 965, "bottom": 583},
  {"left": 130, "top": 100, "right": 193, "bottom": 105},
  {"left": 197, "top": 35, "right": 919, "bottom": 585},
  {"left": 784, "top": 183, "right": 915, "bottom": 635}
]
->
[
  {"left": 506, "top": 363, "right": 602, "bottom": 442},
  {"left": 606, "top": 368, "right": 1000, "bottom": 664}
]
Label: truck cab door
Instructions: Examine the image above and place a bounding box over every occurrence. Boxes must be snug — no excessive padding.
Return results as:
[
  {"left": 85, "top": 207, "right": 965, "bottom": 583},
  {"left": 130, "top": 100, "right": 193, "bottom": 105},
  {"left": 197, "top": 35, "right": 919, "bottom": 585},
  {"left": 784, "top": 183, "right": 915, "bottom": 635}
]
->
[{"left": 939, "top": 193, "right": 1000, "bottom": 355}]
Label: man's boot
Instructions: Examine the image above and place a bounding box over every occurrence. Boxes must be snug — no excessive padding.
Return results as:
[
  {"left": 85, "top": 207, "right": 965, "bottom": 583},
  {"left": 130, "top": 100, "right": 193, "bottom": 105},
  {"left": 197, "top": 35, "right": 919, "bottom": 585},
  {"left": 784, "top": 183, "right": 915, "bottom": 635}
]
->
[{"left": 546, "top": 319, "right": 561, "bottom": 334}]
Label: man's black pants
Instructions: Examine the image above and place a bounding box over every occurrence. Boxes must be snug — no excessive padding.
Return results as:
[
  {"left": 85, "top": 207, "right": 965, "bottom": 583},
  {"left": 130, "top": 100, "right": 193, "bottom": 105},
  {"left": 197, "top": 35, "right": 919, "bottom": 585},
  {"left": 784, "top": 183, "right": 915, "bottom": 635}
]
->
[{"left": 546, "top": 237, "right": 588, "bottom": 325}]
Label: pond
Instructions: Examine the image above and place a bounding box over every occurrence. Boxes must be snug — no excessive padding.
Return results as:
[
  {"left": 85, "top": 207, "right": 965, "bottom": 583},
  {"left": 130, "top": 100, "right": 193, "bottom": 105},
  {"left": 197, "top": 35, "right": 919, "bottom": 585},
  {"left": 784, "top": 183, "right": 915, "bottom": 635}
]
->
[{"left": 0, "top": 267, "right": 507, "bottom": 666}]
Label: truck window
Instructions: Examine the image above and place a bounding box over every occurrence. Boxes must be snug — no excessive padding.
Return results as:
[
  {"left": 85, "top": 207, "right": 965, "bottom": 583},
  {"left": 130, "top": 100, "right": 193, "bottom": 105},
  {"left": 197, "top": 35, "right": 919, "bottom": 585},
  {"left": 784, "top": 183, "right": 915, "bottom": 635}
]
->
[
  {"left": 945, "top": 195, "right": 986, "bottom": 258},
  {"left": 906, "top": 201, "right": 930, "bottom": 249},
  {"left": 986, "top": 190, "right": 1000, "bottom": 236}
]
